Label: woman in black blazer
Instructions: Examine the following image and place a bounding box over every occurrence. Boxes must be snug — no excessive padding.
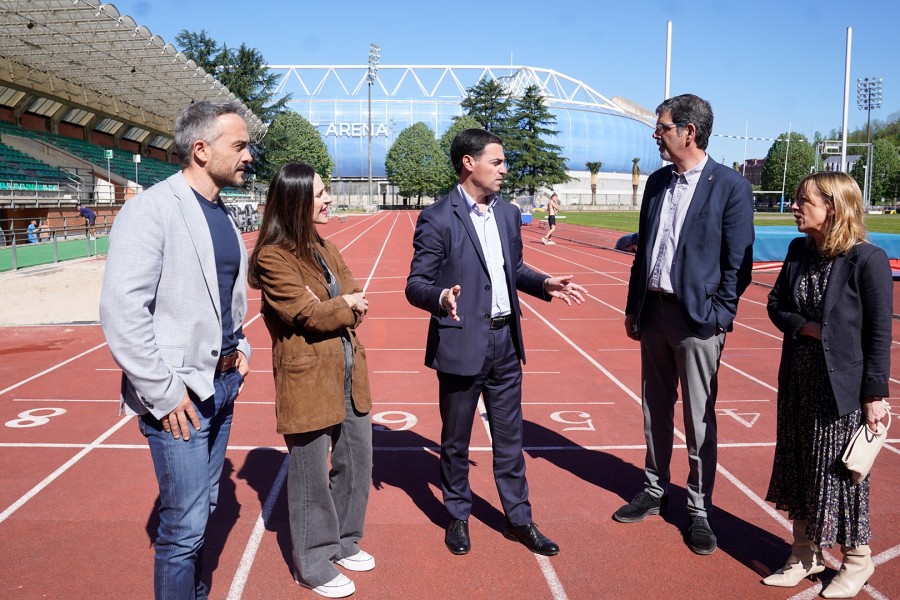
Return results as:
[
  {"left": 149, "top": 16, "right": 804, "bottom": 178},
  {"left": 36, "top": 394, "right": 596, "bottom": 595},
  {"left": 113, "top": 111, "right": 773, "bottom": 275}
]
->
[{"left": 762, "top": 172, "right": 892, "bottom": 597}]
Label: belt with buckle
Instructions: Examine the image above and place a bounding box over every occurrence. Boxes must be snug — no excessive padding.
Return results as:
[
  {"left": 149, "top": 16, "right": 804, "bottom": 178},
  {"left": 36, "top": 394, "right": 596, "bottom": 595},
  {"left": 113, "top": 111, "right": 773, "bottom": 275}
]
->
[
  {"left": 216, "top": 351, "right": 239, "bottom": 373},
  {"left": 652, "top": 291, "right": 677, "bottom": 302},
  {"left": 490, "top": 315, "right": 511, "bottom": 330}
]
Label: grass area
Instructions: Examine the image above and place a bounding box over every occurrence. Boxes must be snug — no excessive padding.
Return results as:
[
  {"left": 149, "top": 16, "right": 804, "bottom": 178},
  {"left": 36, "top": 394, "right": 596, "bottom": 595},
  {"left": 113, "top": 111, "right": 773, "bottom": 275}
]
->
[
  {"left": 0, "top": 236, "right": 108, "bottom": 271},
  {"left": 560, "top": 211, "right": 900, "bottom": 234}
]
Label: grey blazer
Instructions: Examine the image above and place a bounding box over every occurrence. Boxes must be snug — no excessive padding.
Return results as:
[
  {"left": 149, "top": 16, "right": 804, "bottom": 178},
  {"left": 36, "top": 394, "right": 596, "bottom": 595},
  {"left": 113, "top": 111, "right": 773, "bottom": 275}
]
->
[{"left": 100, "top": 171, "right": 251, "bottom": 419}]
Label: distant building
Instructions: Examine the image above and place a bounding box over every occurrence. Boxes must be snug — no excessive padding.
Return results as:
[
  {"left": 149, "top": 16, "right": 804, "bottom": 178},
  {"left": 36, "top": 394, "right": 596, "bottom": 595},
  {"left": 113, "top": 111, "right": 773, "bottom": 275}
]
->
[
  {"left": 739, "top": 158, "right": 765, "bottom": 185},
  {"left": 824, "top": 155, "right": 861, "bottom": 173}
]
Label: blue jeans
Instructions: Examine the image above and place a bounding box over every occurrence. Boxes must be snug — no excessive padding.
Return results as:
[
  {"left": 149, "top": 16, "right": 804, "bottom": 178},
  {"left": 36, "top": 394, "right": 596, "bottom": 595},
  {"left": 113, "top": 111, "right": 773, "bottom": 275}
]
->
[{"left": 139, "top": 368, "right": 241, "bottom": 600}]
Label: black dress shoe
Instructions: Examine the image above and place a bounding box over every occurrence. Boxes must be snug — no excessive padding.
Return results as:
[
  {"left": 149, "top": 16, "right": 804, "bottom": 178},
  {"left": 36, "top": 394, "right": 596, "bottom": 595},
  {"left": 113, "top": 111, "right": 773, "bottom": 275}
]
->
[
  {"left": 612, "top": 491, "right": 669, "bottom": 523},
  {"left": 445, "top": 519, "right": 470, "bottom": 555},
  {"left": 686, "top": 515, "right": 717, "bottom": 555},
  {"left": 503, "top": 523, "right": 560, "bottom": 556}
]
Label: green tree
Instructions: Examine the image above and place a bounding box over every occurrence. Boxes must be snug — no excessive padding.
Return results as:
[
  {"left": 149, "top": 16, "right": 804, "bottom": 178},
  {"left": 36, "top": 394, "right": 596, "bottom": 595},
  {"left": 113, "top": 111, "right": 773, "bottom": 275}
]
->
[
  {"left": 760, "top": 132, "right": 815, "bottom": 202},
  {"left": 504, "top": 85, "right": 570, "bottom": 196},
  {"left": 263, "top": 111, "right": 334, "bottom": 184},
  {"left": 176, "top": 31, "right": 288, "bottom": 124},
  {"left": 437, "top": 115, "right": 483, "bottom": 193},
  {"left": 460, "top": 79, "right": 512, "bottom": 136},
  {"left": 850, "top": 139, "right": 900, "bottom": 203},
  {"left": 385, "top": 123, "right": 445, "bottom": 205},
  {"left": 585, "top": 161, "right": 602, "bottom": 205}
]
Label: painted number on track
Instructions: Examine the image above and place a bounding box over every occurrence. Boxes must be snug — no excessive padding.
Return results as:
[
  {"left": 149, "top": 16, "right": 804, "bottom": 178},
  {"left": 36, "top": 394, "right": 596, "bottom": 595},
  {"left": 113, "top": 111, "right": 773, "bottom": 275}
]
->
[
  {"left": 5, "top": 408, "right": 67, "bottom": 428},
  {"left": 716, "top": 408, "right": 759, "bottom": 428},
  {"left": 550, "top": 411, "right": 595, "bottom": 431},
  {"left": 372, "top": 411, "right": 418, "bottom": 432}
]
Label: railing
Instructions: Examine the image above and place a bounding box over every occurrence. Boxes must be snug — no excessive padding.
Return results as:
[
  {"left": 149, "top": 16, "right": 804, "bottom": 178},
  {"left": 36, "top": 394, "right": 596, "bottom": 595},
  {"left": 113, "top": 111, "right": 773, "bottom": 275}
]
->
[{"left": 0, "top": 216, "right": 110, "bottom": 271}]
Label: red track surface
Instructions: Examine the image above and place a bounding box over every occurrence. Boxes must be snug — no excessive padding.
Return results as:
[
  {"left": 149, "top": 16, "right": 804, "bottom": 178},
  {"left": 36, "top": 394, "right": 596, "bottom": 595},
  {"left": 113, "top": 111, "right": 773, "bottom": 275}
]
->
[{"left": 1, "top": 215, "right": 898, "bottom": 599}]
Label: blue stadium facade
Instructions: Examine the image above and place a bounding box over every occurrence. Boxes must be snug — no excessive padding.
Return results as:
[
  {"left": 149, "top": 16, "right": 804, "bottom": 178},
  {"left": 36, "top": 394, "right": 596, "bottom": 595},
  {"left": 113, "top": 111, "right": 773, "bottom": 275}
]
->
[{"left": 269, "top": 66, "right": 662, "bottom": 179}]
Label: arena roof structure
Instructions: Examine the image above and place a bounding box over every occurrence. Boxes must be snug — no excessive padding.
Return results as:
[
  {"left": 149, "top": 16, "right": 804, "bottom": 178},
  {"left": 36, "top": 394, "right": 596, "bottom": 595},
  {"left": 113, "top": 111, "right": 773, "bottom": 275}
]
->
[
  {"left": 267, "top": 64, "right": 660, "bottom": 179},
  {"left": 268, "top": 64, "right": 654, "bottom": 123},
  {"left": 0, "top": 0, "right": 266, "bottom": 144}
]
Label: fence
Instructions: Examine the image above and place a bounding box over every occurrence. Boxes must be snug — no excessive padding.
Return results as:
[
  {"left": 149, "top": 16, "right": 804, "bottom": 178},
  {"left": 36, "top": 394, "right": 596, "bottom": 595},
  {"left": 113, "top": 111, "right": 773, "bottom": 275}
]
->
[{"left": 0, "top": 215, "right": 110, "bottom": 271}]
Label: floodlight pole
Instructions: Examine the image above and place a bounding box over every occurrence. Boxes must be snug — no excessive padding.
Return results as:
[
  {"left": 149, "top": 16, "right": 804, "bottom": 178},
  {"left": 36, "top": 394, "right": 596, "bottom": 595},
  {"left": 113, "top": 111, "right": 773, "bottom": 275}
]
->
[
  {"left": 857, "top": 76, "right": 883, "bottom": 207},
  {"left": 840, "top": 27, "right": 852, "bottom": 173},
  {"left": 367, "top": 43, "right": 380, "bottom": 212}
]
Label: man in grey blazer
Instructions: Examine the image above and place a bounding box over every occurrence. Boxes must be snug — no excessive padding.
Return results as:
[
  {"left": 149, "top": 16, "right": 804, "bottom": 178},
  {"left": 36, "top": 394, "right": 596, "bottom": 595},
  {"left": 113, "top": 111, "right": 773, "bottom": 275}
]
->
[
  {"left": 100, "top": 101, "right": 252, "bottom": 599},
  {"left": 406, "top": 129, "right": 586, "bottom": 557},
  {"left": 614, "top": 94, "right": 754, "bottom": 555}
]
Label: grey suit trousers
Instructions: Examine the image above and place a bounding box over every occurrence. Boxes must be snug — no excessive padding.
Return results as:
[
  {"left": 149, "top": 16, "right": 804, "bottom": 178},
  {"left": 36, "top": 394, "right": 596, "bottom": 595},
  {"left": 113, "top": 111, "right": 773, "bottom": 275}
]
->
[{"left": 639, "top": 294, "right": 725, "bottom": 517}]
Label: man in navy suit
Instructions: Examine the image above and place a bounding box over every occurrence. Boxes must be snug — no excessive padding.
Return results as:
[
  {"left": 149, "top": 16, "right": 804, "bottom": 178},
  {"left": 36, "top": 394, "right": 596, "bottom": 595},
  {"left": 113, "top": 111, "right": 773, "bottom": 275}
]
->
[
  {"left": 406, "top": 128, "right": 587, "bottom": 557},
  {"left": 614, "top": 94, "right": 754, "bottom": 555}
]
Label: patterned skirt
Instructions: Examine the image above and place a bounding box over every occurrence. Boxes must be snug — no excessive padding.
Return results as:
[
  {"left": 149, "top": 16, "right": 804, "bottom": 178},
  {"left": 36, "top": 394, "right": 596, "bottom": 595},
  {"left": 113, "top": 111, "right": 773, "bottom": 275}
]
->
[{"left": 766, "top": 337, "right": 870, "bottom": 547}]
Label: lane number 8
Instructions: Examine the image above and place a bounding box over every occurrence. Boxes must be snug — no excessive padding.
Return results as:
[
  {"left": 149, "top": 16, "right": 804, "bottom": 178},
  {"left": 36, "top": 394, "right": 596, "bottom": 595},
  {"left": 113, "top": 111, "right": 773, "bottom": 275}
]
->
[{"left": 5, "top": 408, "right": 67, "bottom": 428}]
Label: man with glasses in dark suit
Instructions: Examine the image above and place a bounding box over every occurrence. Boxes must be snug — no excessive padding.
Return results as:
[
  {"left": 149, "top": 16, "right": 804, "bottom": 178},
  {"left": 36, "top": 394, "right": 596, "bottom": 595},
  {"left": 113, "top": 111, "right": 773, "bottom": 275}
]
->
[{"left": 615, "top": 94, "right": 754, "bottom": 556}]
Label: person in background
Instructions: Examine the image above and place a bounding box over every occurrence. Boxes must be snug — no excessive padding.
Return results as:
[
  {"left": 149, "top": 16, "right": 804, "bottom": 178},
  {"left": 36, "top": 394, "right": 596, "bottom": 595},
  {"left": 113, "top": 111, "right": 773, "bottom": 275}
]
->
[
  {"left": 100, "top": 101, "right": 253, "bottom": 599},
  {"left": 616, "top": 93, "right": 755, "bottom": 556},
  {"left": 76, "top": 203, "right": 96, "bottom": 239},
  {"left": 762, "top": 172, "right": 891, "bottom": 598},
  {"left": 26, "top": 219, "right": 39, "bottom": 243},
  {"left": 542, "top": 193, "right": 560, "bottom": 245},
  {"left": 406, "top": 128, "right": 587, "bottom": 558},
  {"left": 248, "top": 162, "right": 372, "bottom": 599}
]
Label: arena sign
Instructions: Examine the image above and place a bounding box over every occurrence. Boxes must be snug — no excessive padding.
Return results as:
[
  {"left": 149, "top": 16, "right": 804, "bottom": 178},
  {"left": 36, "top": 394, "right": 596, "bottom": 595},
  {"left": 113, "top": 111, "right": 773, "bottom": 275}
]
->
[{"left": 323, "top": 122, "right": 389, "bottom": 138}]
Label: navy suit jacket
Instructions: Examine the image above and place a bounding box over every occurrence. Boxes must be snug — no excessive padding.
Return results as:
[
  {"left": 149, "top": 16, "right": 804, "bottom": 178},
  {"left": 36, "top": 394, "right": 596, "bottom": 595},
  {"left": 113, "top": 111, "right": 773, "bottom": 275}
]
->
[
  {"left": 625, "top": 157, "right": 755, "bottom": 339},
  {"left": 406, "top": 186, "right": 549, "bottom": 376},
  {"left": 767, "top": 237, "right": 892, "bottom": 416}
]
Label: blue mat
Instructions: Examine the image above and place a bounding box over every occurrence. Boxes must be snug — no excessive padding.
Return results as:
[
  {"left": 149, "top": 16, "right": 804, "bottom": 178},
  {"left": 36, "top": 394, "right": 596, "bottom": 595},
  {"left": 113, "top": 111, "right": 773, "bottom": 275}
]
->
[{"left": 754, "top": 226, "right": 900, "bottom": 262}]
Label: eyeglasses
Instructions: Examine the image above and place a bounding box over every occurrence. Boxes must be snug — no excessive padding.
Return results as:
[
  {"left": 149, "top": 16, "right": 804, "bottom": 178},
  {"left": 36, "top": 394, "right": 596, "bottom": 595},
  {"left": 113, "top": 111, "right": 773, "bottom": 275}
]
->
[{"left": 654, "top": 122, "right": 688, "bottom": 134}]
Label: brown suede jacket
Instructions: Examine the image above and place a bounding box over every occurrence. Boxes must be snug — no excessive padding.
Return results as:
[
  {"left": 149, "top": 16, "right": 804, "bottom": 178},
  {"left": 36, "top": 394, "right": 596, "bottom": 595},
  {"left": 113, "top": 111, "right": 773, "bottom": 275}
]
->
[{"left": 254, "top": 241, "right": 371, "bottom": 435}]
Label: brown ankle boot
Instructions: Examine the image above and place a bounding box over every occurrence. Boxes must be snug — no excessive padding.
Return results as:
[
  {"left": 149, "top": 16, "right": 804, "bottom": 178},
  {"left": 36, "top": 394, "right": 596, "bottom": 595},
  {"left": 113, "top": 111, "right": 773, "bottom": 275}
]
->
[
  {"left": 761, "top": 520, "right": 825, "bottom": 587},
  {"left": 820, "top": 545, "right": 875, "bottom": 598}
]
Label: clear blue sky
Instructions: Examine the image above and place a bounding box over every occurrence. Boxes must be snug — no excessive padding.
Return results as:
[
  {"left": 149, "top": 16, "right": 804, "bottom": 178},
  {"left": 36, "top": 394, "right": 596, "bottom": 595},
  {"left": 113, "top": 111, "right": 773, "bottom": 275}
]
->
[{"left": 119, "top": 0, "right": 896, "bottom": 168}]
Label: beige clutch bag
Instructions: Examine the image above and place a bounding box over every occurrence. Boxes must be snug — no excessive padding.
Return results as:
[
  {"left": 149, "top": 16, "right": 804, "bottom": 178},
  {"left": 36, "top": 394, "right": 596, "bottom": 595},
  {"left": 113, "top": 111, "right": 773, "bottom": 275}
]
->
[{"left": 842, "top": 401, "right": 891, "bottom": 485}]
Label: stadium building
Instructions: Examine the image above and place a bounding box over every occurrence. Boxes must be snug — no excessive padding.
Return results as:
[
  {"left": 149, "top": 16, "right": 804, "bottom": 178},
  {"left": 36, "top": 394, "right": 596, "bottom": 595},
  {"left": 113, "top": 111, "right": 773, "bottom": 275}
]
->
[
  {"left": 0, "top": 0, "right": 265, "bottom": 247},
  {"left": 269, "top": 65, "right": 660, "bottom": 207}
]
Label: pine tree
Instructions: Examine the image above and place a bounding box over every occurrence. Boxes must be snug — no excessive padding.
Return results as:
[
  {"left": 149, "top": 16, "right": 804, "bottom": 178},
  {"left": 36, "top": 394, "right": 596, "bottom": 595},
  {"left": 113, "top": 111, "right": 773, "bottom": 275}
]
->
[{"left": 504, "top": 85, "right": 570, "bottom": 196}]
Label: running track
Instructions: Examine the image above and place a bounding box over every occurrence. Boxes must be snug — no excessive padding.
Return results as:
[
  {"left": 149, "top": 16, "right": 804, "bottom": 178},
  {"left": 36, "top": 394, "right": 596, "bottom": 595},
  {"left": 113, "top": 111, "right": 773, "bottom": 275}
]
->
[{"left": 1, "top": 213, "right": 898, "bottom": 599}]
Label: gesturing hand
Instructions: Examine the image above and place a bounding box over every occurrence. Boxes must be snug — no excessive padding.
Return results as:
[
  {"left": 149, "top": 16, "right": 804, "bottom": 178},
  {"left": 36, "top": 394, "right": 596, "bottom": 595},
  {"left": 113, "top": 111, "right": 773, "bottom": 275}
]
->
[{"left": 543, "top": 275, "right": 587, "bottom": 305}]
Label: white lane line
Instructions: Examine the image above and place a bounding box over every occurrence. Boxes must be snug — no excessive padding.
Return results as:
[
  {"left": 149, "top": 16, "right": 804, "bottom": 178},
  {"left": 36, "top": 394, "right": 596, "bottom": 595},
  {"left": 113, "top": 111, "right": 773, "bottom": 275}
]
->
[
  {"left": 476, "top": 396, "right": 568, "bottom": 600},
  {"left": 0, "top": 341, "right": 108, "bottom": 397},
  {"left": 720, "top": 360, "right": 779, "bottom": 393},
  {"left": 0, "top": 415, "right": 132, "bottom": 524},
  {"left": 13, "top": 398, "right": 119, "bottom": 403},
  {"left": 359, "top": 212, "right": 399, "bottom": 293},
  {"left": 0, "top": 441, "right": 792, "bottom": 452},
  {"left": 227, "top": 453, "right": 290, "bottom": 600}
]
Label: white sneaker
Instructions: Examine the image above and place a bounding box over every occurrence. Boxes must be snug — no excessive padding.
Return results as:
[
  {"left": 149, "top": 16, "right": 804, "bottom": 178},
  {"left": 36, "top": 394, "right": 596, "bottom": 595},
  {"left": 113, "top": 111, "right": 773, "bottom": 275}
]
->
[
  {"left": 541, "top": 237, "right": 548, "bottom": 244},
  {"left": 306, "top": 573, "right": 355, "bottom": 598},
  {"left": 335, "top": 549, "right": 375, "bottom": 572},
  {"left": 546, "top": 239, "right": 556, "bottom": 245}
]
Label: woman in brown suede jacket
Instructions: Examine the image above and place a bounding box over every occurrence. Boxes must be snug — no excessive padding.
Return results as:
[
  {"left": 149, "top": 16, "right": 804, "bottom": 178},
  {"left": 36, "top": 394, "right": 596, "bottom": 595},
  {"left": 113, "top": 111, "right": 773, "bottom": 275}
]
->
[{"left": 248, "top": 162, "right": 372, "bottom": 599}]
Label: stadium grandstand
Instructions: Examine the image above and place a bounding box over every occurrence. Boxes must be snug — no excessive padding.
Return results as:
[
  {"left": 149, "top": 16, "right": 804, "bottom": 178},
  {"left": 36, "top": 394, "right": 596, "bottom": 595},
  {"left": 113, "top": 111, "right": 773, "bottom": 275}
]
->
[
  {"left": 0, "top": 0, "right": 265, "bottom": 246},
  {"left": 268, "top": 64, "right": 661, "bottom": 207}
]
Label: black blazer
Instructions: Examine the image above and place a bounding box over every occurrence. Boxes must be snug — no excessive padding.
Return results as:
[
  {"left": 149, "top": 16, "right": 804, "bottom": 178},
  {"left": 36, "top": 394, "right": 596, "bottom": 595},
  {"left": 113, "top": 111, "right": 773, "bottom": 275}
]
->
[
  {"left": 767, "top": 237, "right": 892, "bottom": 416},
  {"left": 626, "top": 157, "right": 755, "bottom": 338},
  {"left": 405, "top": 186, "right": 549, "bottom": 376}
]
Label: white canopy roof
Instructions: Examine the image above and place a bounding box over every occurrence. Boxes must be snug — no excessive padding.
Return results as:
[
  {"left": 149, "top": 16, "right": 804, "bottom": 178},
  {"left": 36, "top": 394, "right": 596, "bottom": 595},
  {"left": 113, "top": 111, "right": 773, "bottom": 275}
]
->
[{"left": 0, "top": 0, "right": 267, "bottom": 142}]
